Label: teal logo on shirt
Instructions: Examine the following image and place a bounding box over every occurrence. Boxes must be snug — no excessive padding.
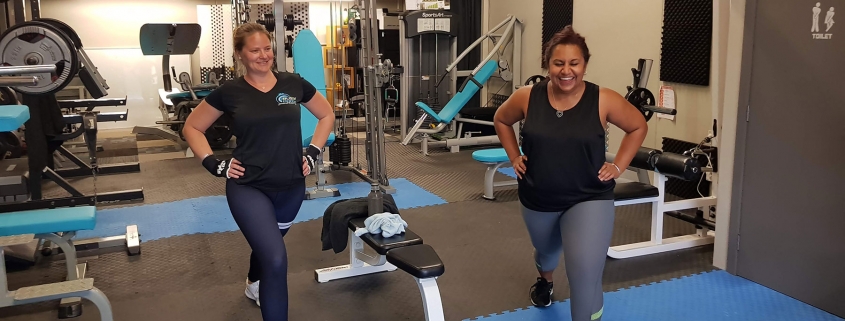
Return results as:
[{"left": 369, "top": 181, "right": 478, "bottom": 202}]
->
[{"left": 276, "top": 92, "right": 297, "bottom": 105}]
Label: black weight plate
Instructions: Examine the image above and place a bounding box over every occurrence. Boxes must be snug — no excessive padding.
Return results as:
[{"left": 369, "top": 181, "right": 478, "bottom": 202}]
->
[
  {"left": 0, "top": 131, "right": 22, "bottom": 159},
  {"left": 175, "top": 100, "right": 232, "bottom": 147},
  {"left": 33, "top": 18, "right": 82, "bottom": 49},
  {"left": 0, "top": 87, "right": 17, "bottom": 105},
  {"left": 524, "top": 75, "right": 546, "bottom": 86},
  {"left": 0, "top": 21, "right": 78, "bottom": 96},
  {"left": 625, "top": 87, "right": 655, "bottom": 121},
  {"left": 206, "top": 114, "right": 234, "bottom": 148}
]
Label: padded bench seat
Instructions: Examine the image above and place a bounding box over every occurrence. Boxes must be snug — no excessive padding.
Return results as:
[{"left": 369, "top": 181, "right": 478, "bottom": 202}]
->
[
  {"left": 164, "top": 89, "right": 211, "bottom": 101},
  {"left": 347, "top": 218, "right": 444, "bottom": 279},
  {"left": 472, "top": 147, "right": 519, "bottom": 163},
  {"left": 0, "top": 206, "right": 96, "bottom": 237},
  {"left": 614, "top": 181, "right": 660, "bottom": 201},
  {"left": 385, "top": 244, "right": 445, "bottom": 279},
  {"left": 0, "top": 105, "right": 30, "bottom": 132},
  {"left": 348, "top": 217, "right": 423, "bottom": 255}
]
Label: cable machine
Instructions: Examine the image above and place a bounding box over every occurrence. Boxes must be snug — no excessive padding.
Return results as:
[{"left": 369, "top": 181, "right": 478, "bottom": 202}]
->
[{"left": 252, "top": 0, "right": 394, "bottom": 194}]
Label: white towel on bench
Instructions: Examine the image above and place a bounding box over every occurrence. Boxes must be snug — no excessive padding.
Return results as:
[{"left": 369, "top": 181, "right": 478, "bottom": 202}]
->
[{"left": 354, "top": 213, "right": 408, "bottom": 238}]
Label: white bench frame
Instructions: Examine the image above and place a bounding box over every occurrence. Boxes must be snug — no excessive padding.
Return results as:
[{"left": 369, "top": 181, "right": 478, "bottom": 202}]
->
[
  {"left": 1, "top": 232, "right": 113, "bottom": 320},
  {"left": 314, "top": 230, "right": 445, "bottom": 321},
  {"left": 477, "top": 153, "right": 718, "bottom": 259}
]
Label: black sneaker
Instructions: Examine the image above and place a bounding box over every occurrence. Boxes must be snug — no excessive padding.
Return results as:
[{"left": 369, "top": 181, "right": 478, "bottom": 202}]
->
[{"left": 529, "top": 277, "right": 553, "bottom": 307}]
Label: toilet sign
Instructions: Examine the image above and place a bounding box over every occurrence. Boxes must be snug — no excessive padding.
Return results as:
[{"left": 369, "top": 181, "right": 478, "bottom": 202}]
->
[{"left": 811, "top": 2, "right": 835, "bottom": 39}]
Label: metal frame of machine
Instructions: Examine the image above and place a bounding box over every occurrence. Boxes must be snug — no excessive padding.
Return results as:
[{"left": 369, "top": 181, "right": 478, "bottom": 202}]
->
[{"left": 400, "top": 14, "right": 523, "bottom": 155}]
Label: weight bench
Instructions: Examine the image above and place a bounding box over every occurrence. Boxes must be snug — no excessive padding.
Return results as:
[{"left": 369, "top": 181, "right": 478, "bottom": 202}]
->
[
  {"left": 0, "top": 206, "right": 114, "bottom": 320},
  {"left": 315, "top": 217, "right": 446, "bottom": 321},
  {"left": 401, "top": 60, "right": 511, "bottom": 155},
  {"left": 473, "top": 146, "right": 717, "bottom": 259}
]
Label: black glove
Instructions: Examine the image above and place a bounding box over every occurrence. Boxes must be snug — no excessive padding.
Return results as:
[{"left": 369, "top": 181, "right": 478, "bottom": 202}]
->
[
  {"left": 202, "top": 155, "right": 234, "bottom": 178},
  {"left": 304, "top": 144, "right": 321, "bottom": 174}
]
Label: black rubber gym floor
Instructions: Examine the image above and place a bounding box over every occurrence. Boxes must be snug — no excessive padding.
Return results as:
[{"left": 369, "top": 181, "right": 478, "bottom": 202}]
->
[{"left": 1, "top": 132, "right": 716, "bottom": 321}]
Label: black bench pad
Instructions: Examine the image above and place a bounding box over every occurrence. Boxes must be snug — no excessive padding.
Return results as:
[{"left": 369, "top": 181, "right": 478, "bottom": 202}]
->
[
  {"left": 386, "top": 244, "right": 445, "bottom": 279},
  {"left": 614, "top": 182, "right": 660, "bottom": 201},
  {"left": 348, "top": 218, "right": 423, "bottom": 255}
]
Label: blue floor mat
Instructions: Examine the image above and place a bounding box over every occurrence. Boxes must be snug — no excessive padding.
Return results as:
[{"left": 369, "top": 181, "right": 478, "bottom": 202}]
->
[
  {"left": 77, "top": 178, "right": 446, "bottom": 242},
  {"left": 465, "top": 270, "right": 844, "bottom": 321},
  {"left": 498, "top": 167, "right": 516, "bottom": 178}
]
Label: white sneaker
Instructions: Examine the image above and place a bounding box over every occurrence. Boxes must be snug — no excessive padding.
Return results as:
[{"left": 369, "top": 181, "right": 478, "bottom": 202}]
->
[{"left": 245, "top": 279, "right": 260, "bottom": 306}]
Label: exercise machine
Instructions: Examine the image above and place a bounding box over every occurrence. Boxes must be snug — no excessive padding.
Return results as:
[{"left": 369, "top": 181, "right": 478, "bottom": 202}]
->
[
  {"left": 254, "top": 0, "right": 304, "bottom": 70},
  {"left": 133, "top": 23, "right": 234, "bottom": 152},
  {"left": 0, "top": 66, "right": 119, "bottom": 321},
  {"left": 0, "top": 18, "right": 144, "bottom": 211},
  {"left": 398, "top": 8, "right": 457, "bottom": 139},
  {"left": 0, "top": 19, "right": 141, "bottom": 310},
  {"left": 292, "top": 0, "right": 397, "bottom": 196},
  {"left": 400, "top": 14, "right": 523, "bottom": 155},
  {"left": 312, "top": 2, "right": 446, "bottom": 320},
  {"left": 623, "top": 58, "right": 677, "bottom": 121}
]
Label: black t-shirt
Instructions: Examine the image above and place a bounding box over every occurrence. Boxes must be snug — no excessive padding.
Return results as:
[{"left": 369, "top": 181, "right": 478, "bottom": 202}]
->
[{"left": 203, "top": 71, "right": 317, "bottom": 191}]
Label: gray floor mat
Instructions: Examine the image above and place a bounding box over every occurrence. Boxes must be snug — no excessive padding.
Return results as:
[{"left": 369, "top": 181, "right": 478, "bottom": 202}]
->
[
  {"left": 1, "top": 198, "right": 714, "bottom": 321},
  {"left": 2, "top": 132, "right": 715, "bottom": 321}
]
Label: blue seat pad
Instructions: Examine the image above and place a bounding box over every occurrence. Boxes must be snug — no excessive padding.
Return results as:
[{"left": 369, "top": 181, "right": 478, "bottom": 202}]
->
[
  {"left": 165, "top": 90, "right": 211, "bottom": 100},
  {"left": 0, "top": 105, "right": 30, "bottom": 132},
  {"left": 416, "top": 60, "right": 499, "bottom": 124},
  {"left": 472, "top": 147, "right": 523, "bottom": 163},
  {"left": 0, "top": 206, "right": 96, "bottom": 237}
]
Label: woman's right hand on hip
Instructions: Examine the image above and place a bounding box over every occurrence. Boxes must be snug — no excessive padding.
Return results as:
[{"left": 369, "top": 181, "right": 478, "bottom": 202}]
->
[{"left": 511, "top": 155, "right": 527, "bottom": 179}]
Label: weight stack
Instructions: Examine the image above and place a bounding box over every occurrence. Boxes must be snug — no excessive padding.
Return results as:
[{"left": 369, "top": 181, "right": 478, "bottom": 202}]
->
[
  {"left": 329, "top": 135, "right": 352, "bottom": 167},
  {"left": 660, "top": 0, "right": 712, "bottom": 86},
  {"left": 542, "top": 0, "right": 573, "bottom": 51}
]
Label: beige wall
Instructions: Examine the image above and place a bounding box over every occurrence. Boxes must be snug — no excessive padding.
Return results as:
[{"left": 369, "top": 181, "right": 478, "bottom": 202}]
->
[
  {"left": 41, "top": 0, "right": 220, "bottom": 49},
  {"left": 36, "top": 0, "right": 401, "bottom": 130},
  {"left": 488, "top": 0, "right": 718, "bottom": 151}
]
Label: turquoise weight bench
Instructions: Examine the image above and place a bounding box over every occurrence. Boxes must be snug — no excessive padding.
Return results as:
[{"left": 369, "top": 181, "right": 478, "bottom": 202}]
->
[
  {"left": 472, "top": 148, "right": 522, "bottom": 200},
  {"left": 401, "top": 60, "right": 502, "bottom": 155},
  {"left": 473, "top": 146, "right": 719, "bottom": 259},
  {"left": 0, "top": 207, "right": 114, "bottom": 320},
  {"left": 0, "top": 104, "right": 114, "bottom": 320},
  {"left": 164, "top": 89, "right": 212, "bottom": 101}
]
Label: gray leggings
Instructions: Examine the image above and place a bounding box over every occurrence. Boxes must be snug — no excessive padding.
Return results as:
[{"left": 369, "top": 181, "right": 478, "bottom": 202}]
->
[{"left": 521, "top": 200, "right": 615, "bottom": 321}]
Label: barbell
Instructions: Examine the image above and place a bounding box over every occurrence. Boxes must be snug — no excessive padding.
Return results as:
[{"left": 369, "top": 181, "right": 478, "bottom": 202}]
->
[
  {"left": 624, "top": 87, "right": 676, "bottom": 121},
  {"left": 0, "top": 18, "right": 107, "bottom": 97}
]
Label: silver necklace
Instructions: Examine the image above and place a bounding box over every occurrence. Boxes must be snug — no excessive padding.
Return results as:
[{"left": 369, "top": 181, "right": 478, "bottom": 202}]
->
[{"left": 552, "top": 87, "right": 565, "bottom": 118}]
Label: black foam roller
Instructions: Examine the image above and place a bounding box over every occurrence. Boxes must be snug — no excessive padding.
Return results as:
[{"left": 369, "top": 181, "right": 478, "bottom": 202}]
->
[
  {"left": 630, "top": 147, "right": 662, "bottom": 171},
  {"left": 654, "top": 152, "right": 702, "bottom": 181}
]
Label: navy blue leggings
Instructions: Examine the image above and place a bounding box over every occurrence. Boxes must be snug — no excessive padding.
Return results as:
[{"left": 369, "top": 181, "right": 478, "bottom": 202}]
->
[{"left": 226, "top": 178, "right": 305, "bottom": 321}]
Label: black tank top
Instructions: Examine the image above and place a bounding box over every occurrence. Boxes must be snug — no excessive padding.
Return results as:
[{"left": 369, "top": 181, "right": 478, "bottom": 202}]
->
[{"left": 518, "top": 80, "right": 615, "bottom": 212}]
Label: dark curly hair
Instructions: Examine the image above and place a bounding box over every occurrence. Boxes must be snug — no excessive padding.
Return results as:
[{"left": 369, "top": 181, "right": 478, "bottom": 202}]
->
[{"left": 541, "top": 25, "right": 591, "bottom": 70}]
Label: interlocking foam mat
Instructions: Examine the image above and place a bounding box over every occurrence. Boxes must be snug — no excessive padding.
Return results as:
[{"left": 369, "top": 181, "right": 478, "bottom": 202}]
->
[
  {"left": 77, "top": 178, "right": 446, "bottom": 241},
  {"left": 465, "top": 270, "right": 844, "bottom": 321}
]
